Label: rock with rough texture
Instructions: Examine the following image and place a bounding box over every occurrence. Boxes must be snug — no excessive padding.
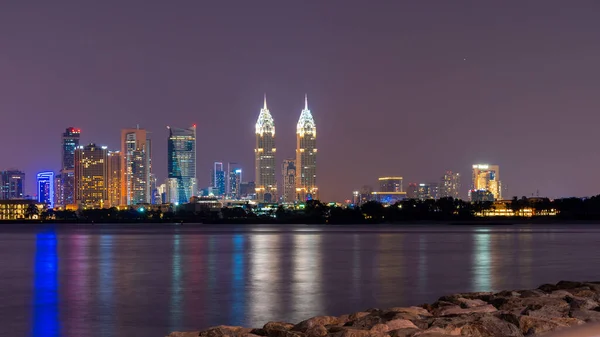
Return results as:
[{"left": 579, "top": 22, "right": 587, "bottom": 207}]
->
[
  {"left": 294, "top": 317, "right": 340, "bottom": 333},
  {"left": 170, "top": 281, "right": 600, "bottom": 337}
]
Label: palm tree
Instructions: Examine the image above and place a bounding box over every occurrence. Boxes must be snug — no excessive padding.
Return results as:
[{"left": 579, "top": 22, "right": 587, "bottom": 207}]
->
[{"left": 25, "top": 204, "right": 39, "bottom": 219}]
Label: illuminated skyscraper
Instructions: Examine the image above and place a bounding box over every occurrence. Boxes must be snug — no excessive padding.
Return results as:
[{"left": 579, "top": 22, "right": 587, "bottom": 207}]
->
[
  {"left": 167, "top": 125, "right": 197, "bottom": 204},
  {"left": 379, "top": 177, "right": 403, "bottom": 192},
  {"left": 212, "top": 162, "right": 226, "bottom": 197},
  {"left": 255, "top": 95, "right": 277, "bottom": 202},
  {"left": 59, "top": 127, "right": 80, "bottom": 207},
  {"left": 37, "top": 171, "right": 54, "bottom": 208},
  {"left": 296, "top": 95, "right": 317, "bottom": 201},
  {"left": 416, "top": 183, "right": 438, "bottom": 200},
  {"left": 440, "top": 171, "right": 461, "bottom": 199},
  {"left": 471, "top": 164, "right": 501, "bottom": 200},
  {"left": 74, "top": 144, "right": 108, "bottom": 209},
  {"left": 227, "top": 163, "right": 242, "bottom": 199},
  {"left": 0, "top": 170, "right": 25, "bottom": 200},
  {"left": 281, "top": 159, "right": 296, "bottom": 203},
  {"left": 121, "top": 128, "right": 151, "bottom": 205},
  {"left": 107, "top": 151, "right": 122, "bottom": 207}
]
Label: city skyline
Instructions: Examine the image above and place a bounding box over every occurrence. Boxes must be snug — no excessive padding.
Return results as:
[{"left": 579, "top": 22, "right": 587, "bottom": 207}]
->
[{"left": 2, "top": 2, "right": 599, "bottom": 201}]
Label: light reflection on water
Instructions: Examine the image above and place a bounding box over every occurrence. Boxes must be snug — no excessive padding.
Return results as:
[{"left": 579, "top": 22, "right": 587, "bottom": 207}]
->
[{"left": 0, "top": 224, "right": 598, "bottom": 337}]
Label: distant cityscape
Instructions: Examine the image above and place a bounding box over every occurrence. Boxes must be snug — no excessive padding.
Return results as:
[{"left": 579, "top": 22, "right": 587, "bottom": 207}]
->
[{"left": 0, "top": 94, "right": 516, "bottom": 220}]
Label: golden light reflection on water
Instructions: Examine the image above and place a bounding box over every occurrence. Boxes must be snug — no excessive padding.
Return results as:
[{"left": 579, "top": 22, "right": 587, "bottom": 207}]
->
[
  {"left": 377, "top": 233, "right": 403, "bottom": 300},
  {"left": 473, "top": 229, "right": 491, "bottom": 291},
  {"left": 293, "top": 234, "right": 322, "bottom": 315},
  {"left": 418, "top": 235, "right": 427, "bottom": 293},
  {"left": 249, "top": 234, "right": 281, "bottom": 321}
]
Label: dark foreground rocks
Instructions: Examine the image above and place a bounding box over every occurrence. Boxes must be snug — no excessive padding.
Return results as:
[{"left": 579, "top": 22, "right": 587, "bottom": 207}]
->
[{"left": 168, "top": 281, "right": 600, "bottom": 337}]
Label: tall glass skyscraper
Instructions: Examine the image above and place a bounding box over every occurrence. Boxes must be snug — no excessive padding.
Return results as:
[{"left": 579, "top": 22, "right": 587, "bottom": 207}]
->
[
  {"left": 121, "top": 128, "right": 151, "bottom": 205},
  {"left": 255, "top": 95, "right": 277, "bottom": 202},
  {"left": 0, "top": 170, "right": 26, "bottom": 200},
  {"left": 296, "top": 95, "right": 317, "bottom": 201},
  {"left": 37, "top": 171, "right": 54, "bottom": 208},
  {"left": 74, "top": 144, "right": 108, "bottom": 209},
  {"left": 167, "top": 125, "right": 197, "bottom": 204},
  {"left": 212, "top": 162, "right": 226, "bottom": 197},
  {"left": 227, "top": 163, "right": 242, "bottom": 199},
  {"left": 57, "top": 127, "right": 80, "bottom": 207}
]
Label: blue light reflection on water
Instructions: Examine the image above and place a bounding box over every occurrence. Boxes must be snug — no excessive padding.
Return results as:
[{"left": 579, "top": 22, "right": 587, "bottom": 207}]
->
[
  {"left": 169, "top": 233, "right": 182, "bottom": 331},
  {"left": 32, "top": 230, "right": 61, "bottom": 337},
  {"left": 231, "top": 235, "right": 245, "bottom": 324}
]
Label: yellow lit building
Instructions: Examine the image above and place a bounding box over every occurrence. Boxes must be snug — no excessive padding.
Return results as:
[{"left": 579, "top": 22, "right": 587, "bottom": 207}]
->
[
  {"left": 121, "top": 128, "right": 151, "bottom": 205},
  {"left": 107, "top": 151, "right": 122, "bottom": 208},
  {"left": 0, "top": 200, "right": 44, "bottom": 220},
  {"left": 296, "top": 95, "right": 318, "bottom": 201},
  {"left": 378, "top": 177, "right": 403, "bottom": 193},
  {"left": 471, "top": 164, "right": 501, "bottom": 200},
  {"left": 74, "top": 143, "right": 108, "bottom": 209},
  {"left": 255, "top": 95, "right": 277, "bottom": 202}
]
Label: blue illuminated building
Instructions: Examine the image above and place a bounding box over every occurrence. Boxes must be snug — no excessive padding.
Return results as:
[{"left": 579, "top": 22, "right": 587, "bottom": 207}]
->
[
  {"left": 37, "top": 171, "right": 55, "bottom": 208},
  {"left": 212, "top": 162, "right": 226, "bottom": 197},
  {"left": 167, "top": 125, "right": 197, "bottom": 204}
]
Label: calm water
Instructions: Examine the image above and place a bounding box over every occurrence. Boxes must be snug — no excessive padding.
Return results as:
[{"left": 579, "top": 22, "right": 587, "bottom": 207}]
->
[{"left": 2, "top": 224, "right": 600, "bottom": 337}]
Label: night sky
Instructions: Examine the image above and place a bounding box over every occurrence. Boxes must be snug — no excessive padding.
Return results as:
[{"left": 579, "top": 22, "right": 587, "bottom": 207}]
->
[{"left": 1, "top": 1, "right": 600, "bottom": 201}]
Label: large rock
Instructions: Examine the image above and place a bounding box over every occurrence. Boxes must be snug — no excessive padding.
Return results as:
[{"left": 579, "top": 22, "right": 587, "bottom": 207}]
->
[
  {"left": 370, "top": 319, "right": 419, "bottom": 333},
  {"left": 388, "top": 328, "right": 421, "bottom": 337},
  {"left": 496, "top": 295, "right": 570, "bottom": 318},
  {"left": 518, "top": 316, "right": 583, "bottom": 335},
  {"left": 433, "top": 304, "right": 497, "bottom": 317},
  {"left": 293, "top": 316, "right": 340, "bottom": 333},
  {"left": 570, "top": 309, "right": 600, "bottom": 322},
  {"left": 346, "top": 314, "right": 384, "bottom": 329},
  {"left": 430, "top": 314, "right": 522, "bottom": 337},
  {"left": 199, "top": 326, "right": 253, "bottom": 337},
  {"left": 330, "top": 328, "right": 390, "bottom": 337},
  {"left": 167, "top": 333, "right": 201, "bottom": 337},
  {"left": 386, "top": 307, "right": 432, "bottom": 317},
  {"left": 264, "top": 322, "right": 295, "bottom": 334}
]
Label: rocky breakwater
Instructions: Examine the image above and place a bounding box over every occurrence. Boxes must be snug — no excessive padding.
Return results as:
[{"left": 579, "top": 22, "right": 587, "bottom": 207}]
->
[{"left": 168, "top": 281, "right": 600, "bottom": 337}]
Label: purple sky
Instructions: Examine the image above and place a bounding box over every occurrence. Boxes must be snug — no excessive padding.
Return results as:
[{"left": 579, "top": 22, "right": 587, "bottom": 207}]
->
[{"left": 1, "top": 1, "right": 600, "bottom": 201}]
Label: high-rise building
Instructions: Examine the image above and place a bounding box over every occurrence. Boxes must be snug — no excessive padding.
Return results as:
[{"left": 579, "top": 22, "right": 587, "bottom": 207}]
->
[
  {"left": 440, "top": 171, "right": 461, "bottom": 199},
  {"left": 107, "top": 151, "right": 122, "bottom": 207},
  {"left": 59, "top": 127, "right": 80, "bottom": 207},
  {"left": 212, "top": 162, "right": 226, "bottom": 197},
  {"left": 0, "top": 170, "right": 26, "bottom": 200},
  {"left": 54, "top": 174, "right": 63, "bottom": 207},
  {"left": 407, "top": 183, "right": 418, "bottom": 199},
  {"left": 379, "top": 177, "right": 403, "bottom": 193},
  {"left": 255, "top": 95, "right": 277, "bottom": 202},
  {"left": 416, "top": 183, "right": 438, "bottom": 200},
  {"left": 239, "top": 181, "right": 256, "bottom": 199},
  {"left": 121, "top": 128, "right": 151, "bottom": 205},
  {"left": 74, "top": 144, "right": 108, "bottom": 209},
  {"left": 281, "top": 159, "right": 296, "bottom": 203},
  {"left": 36, "top": 171, "right": 54, "bottom": 208},
  {"left": 167, "top": 125, "right": 197, "bottom": 204},
  {"left": 471, "top": 164, "right": 501, "bottom": 200},
  {"left": 296, "top": 95, "right": 317, "bottom": 201},
  {"left": 227, "top": 163, "right": 242, "bottom": 199}
]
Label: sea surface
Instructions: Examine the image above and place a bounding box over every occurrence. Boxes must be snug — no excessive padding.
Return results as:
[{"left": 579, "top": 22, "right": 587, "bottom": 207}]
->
[{"left": 1, "top": 223, "right": 600, "bottom": 337}]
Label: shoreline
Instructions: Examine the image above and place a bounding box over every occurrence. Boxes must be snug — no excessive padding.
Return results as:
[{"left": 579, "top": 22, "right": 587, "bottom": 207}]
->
[{"left": 168, "top": 281, "right": 600, "bottom": 337}]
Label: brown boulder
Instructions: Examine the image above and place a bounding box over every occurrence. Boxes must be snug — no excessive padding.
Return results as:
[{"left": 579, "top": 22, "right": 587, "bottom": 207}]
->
[
  {"left": 370, "top": 319, "right": 419, "bottom": 333},
  {"left": 570, "top": 308, "right": 600, "bottom": 322},
  {"left": 455, "top": 298, "right": 488, "bottom": 308},
  {"left": 305, "top": 325, "right": 328, "bottom": 337},
  {"left": 264, "top": 322, "right": 294, "bottom": 333},
  {"left": 497, "top": 296, "right": 569, "bottom": 318},
  {"left": 293, "top": 316, "right": 340, "bottom": 332},
  {"left": 347, "top": 314, "right": 384, "bottom": 329},
  {"left": 556, "top": 281, "right": 584, "bottom": 290},
  {"left": 412, "top": 327, "right": 458, "bottom": 336},
  {"left": 330, "top": 328, "right": 390, "bottom": 337},
  {"left": 518, "top": 316, "right": 580, "bottom": 336},
  {"left": 167, "top": 333, "right": 200, "bottom": 337},
  {"left": 433, "top": 304, "right": 497, "bottom": 317},
  {"left": 388, "top": 328, "right": 421, "bottom": 337},
  {"left": 430, "top": 314, "right": 522, "bottom": 337},
  {"left": 348, "top": 312, "right": 371, "bottom": 321},
  {"left": 199, "top": 326, "right": 252, "bottom": 337},
  {"left": 386, "top": 307, "right": 432, "bottom": 317}
]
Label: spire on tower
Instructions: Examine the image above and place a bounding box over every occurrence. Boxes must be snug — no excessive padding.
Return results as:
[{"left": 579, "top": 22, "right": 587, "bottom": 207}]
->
[
  {"left": 304, "top": 94, "right": 308, "bottom": 110},
  {"left": 263, "top": 93, "right": 267, "bottom": 110}
]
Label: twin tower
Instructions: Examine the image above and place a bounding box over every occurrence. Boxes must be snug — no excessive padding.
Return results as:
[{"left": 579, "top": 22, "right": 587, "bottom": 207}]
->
[{"left": 255, "top": 94, "right": 317, "bottom": 203}]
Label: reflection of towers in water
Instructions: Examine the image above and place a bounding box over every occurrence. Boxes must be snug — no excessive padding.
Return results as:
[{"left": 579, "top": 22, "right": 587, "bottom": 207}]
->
[
  {"left": 33, "top": 230, "right": 60, "bottom": 337},
  {"left": 249, "top": 234, "right": 281, "bottom": 321},
  {"left": 517, "top": 229, "right": 533, "bottom": 286},
  {"left": 169, "top": 233, "right": 182, "bottom": 331},
  {"left": 472, "top": 228, "right": 496, "bottom": 292},
  {"left": 376, "top": 233, "right": 403, "bottom": 301},
  {"left": 293, "top": 234, "right": 322, "bottom": 315}
]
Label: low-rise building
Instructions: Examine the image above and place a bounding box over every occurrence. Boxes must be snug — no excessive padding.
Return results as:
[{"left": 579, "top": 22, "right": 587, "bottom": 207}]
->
[{"left": 0, "top": 200, "right": 44, "bottom": 220}]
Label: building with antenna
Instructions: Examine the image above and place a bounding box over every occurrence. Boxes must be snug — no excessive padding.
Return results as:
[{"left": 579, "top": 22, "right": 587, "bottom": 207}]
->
[
  {"left": 255, "top": 95, "right": 277, "bottom": 202},
  {"left": 296, "top": 95, "right": 318, "bottom": 201}
]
